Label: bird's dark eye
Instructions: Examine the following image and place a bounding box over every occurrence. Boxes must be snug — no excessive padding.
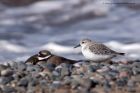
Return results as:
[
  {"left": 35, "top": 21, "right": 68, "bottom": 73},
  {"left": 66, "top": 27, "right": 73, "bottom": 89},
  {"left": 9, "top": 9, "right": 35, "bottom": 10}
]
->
[{"left": 82, "top": 41, "right": 84, "bottom": 44}]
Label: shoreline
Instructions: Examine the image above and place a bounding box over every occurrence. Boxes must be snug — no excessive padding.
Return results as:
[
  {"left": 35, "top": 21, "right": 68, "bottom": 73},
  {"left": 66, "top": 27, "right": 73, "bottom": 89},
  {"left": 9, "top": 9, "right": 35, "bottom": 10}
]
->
[{"left": 0, "top": 59, "right": 140, "bottom": 93}]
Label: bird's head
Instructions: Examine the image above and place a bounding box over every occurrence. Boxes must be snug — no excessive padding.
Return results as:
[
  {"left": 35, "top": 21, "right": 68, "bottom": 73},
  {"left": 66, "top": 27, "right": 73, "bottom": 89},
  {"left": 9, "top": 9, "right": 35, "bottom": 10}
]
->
[
  {"left": 74, "top": 39, "right": 92, "bottom": 48},
  {"left": 38, "top": 50, "right": 52, "bottom": 57}
]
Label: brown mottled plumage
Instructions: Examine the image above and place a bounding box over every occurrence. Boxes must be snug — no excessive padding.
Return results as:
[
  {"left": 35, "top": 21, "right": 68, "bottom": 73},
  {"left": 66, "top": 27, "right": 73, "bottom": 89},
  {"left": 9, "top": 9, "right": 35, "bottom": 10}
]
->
[{"left": 25, "top": 50, "right": 78, "bottom": 65}]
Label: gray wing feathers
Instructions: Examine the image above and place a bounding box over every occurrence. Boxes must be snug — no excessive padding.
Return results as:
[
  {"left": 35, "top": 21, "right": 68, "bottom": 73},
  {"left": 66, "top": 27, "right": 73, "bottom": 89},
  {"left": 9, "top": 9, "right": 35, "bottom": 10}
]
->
[{"left": 88, "top": 43, "right": 117, "bottom": 55}]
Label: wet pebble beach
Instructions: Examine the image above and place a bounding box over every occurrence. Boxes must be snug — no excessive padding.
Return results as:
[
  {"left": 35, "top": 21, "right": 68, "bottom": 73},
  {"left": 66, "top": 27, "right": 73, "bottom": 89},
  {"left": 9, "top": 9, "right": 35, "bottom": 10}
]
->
[
  {"left": 0, "top": 0, "right": 140, "bottom": 93},
  {"left": 0, "top": 59, "right": 140, "bottom": 93}
]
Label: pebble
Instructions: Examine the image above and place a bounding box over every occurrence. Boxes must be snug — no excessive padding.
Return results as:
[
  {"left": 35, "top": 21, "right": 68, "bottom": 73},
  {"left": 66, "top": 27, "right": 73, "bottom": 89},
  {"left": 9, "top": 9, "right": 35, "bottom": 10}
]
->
[
  {"left": 1, "top": 86, "right": 16, "bottom": 93},
  {"left": 0, "top": 59, "right": 139, "bottom": 93},
  {"left": 9, "top": 62, "right": 18, "bottom": 69},
  {"left": 51, "top": 81, "right": 62, "bottom": 88},
  {"left": 132, "top": 62, "right": 140, "bottom": 68},
  {"left": 18, "top": 78, "right": 29, "bottom": 87},
  {"left": 39, "top": 79, "right": 48, "bottom": 86},
  {"left": 71, "top": 79, "right": 80, "bottom": 89},
  {"left": 116, "top": 77, "right": 128, "bottom": 87},
  {"left": 62, "top": 76, "right": 72, "bottom": 85},
  {"left": 60, "top": 63, "right": 72, "bottom": 78},
  {"left": 97, "top": 66, "right": 110, "bottom": 73},
  {"left": 0, "top": 76, "right": 14, "bottom": 85},
  {"left": 132, "top": 67, "right": 140, "bottom": 75},
  {"left": 26, "top": 64, "right": 42, "bottom": 72},
  {"left": 87, "top": 65, "right": 97, "bottom": 73},
  {"left": 104, "top": 71, "right": 118, "bottom": 80},
  {"left": 39, "top": 62, "right": 56, "bottom": 72},
  {"left": 17, "top": 62, "right": 27, "bottom": 71},
  {"left": 0, "top": 64, "right": 9, "bottom": 71},
  {"left": 73, "top": 62, "right": 85, "bottom": 67},
  {"left": 103, "top": 80, "right": 111, "bottom": 93},
  {"left": 1, "top": 69, "right": 14, "bottom": 77},
  {"left": 13, "top": 71, "right": 27, "bottom": 80},
  {"left": 119, "top": 71, "right": 129, "bottom": 78},
  {"left": 28, "top": 78, "right": 39, "bottom": 87},
  {"left": 39, "top": 68, "right": 52, "bottom": 78}
]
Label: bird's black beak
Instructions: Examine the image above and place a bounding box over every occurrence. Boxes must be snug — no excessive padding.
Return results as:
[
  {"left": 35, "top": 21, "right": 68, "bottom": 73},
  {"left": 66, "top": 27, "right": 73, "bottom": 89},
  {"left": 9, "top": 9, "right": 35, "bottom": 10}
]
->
[{"left": 74, "top": 44, "right": 81, "bottom": 48}]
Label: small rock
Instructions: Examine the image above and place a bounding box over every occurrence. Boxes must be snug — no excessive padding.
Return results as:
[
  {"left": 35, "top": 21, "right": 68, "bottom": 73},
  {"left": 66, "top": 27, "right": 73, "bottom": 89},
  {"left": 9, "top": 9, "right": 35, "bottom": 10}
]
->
[
  {"left": 0, "top": 64, "right": 8, "bottom": 71},
  {"left": 119, "top": 60, "right": 129, "bottom": 64},
  {"left": 1, "top": 69, "right": 14, "bottom": 77},
  {"left": 132, "top": 67, "right": 140, "bottom": 75},
  {"left": 80, "top": 78, "right": 97, "bottom": 89},
  {"left": 46, "top": 63, "right": 56, "bottom": 72},
  {"left": 28, "top": 78, "right": 39, "bottom": 87},
  {"left": 97, "top": 66, "right": 110, "bottom": 73},
  {"left": 26, "top": 86, "right": 36, "bottom": 93},
  {"left": 127, "top": 79, "right": 136, "bottom": 92},
  {"left": 62, "top": 76, "right": 72, "bottom": 85},
  {"left": 133, "top": 75, "right": 140, "bottom": 83},
  {"left": 116, "top": 77, "right": 128, "bottom": 87},
  {"left": 73, "top": 62, "right": 85, "bottom": 67},
  {"left": 26, "top": 64, "right": 42, "bottom": 72},
  {"left": 132, "top": 62, "right": 140, "bottom": 68},
  {"left": 104, "top": 71, "right": 118, "bottom": 80},
  {"left": 13, "top": 71, "right": 27, "bottom": 80},
  {"left": 39, "top": 68, "right": 52, "bottom": 78},
  {"left": 17, "top": 62, "right": 27, "bottom": 71},
  {"left": 52, "top": 81, "right": 62, "bottom": 88},
  {"left": 52, "top": 71, "right": 60, "bottom": 76},
  {"left": 87, "top": 65, "right": 98, "bottom": 73},
  {"left": 9, "top": 62, "right": 18, "bottom": 69},
  {"left": 71, "top": 79, "right": 80, "bottom": 89},
  {"left": 18, "top": 78, "right": 29, "bottom": 87},
  {"left": 39, "top": 79, "right": 48, "bottom": 86},
  {"left": 119, "top": 71, "right": 129, "bottom": 78},
  {"left": 15, "top": 87, "right": 26, "bottom": 93},
  {"left": 0, "top": 76, "right": 14, "bottom": 85},
  {"left": 38, "top": 62, "right": 56, "bottom": 72},
  {"left": 109, "top": 65, "right": 118, "bottom": 71},
  {"left": 60, "top": 63, "right": 72, "bottom": 78},
  {"left": 1, "top": 86, "right": 16, "bottom": 93},
  {"left": 103, "top": 80, "right": 111, "bottom": 93}
]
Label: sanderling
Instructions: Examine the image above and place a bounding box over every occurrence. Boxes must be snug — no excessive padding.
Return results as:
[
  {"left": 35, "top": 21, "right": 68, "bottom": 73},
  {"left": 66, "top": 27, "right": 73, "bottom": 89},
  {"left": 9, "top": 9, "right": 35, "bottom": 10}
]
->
[{"left": 74, "top": 39, "right": 125, "bottom": 62}]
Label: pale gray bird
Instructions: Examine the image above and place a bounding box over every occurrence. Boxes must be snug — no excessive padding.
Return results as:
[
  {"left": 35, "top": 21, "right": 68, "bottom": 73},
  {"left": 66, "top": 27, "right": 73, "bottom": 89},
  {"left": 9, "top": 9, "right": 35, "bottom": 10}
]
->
[{"left": 74, "top": 39, "right": 125, "bottom": 62}]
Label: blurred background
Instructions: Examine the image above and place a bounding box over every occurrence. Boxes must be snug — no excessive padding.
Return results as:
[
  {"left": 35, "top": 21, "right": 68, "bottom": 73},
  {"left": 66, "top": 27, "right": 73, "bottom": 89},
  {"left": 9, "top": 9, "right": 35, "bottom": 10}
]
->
[{"left": 0, "top": 0, "right": 140, "bottom": 63}]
